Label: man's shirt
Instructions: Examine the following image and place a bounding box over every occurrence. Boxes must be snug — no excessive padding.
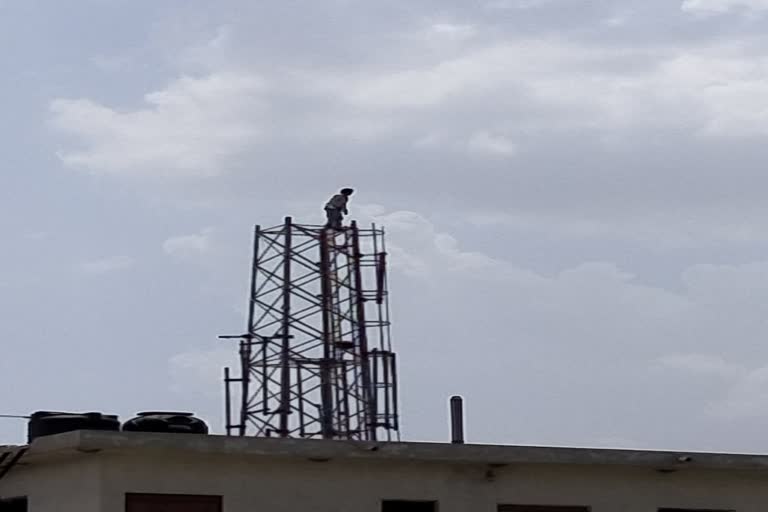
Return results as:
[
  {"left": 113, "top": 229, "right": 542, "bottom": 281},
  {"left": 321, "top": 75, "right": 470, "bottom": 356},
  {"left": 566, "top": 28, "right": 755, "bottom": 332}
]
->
[{"left": 325, "top": 194, "right": 348, "bottom": 210}]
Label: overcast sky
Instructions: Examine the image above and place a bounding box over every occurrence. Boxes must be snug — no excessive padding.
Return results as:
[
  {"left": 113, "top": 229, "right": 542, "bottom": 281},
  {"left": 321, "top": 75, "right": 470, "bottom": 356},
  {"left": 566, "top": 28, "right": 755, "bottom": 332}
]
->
[{"left": 4, "top": 0, "right": 768, "bottom": 451}]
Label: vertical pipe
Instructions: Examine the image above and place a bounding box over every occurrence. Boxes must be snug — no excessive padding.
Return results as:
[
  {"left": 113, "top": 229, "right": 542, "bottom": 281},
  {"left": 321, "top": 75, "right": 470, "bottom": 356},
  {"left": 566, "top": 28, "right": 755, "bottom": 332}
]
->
[
  {"left": 341, "top": 360, "right": 351, "bottom": 436},
  {"left": 279, "top": 216, "right": 293, "bottom": 437},
  {"left": 242, "top": 225, "right": 261, "bottom": 436},
  {"left": 258, "top": 237, "right": 268, "bottom": 416},
  {"left": 350, "top": 221, "right": 376, "bottom": 441},
  {"left": 318, "top": 230, "right": 335, "bottom": 439},
  {"left": 383, "top": 351, "right": 391, "bottom": 429},
  {"left": 450, "top": 395, "right": 465, "bottom": 444},
  {"left": 224, "top": 367, "right": 232, "bottom": 436},
  {"left": 260, "top": 340, "right": 268, "bottom": 415},
  {"left": 372, "top": 224, "right": 387, "bottom": 353},
  {"left": 373, "top": 225, "right": 392, "bottom": 437},
  {"left": 381, "top": 227, "right": 394, "bottom": 354},
  {"left": 375, "top": 253, "right": 386, "bottom": 305},
  {"left": 391, "top": 353, "right": 400, "bottom": 432},
  {"left": 334, "top": 358, "right": 342, "bottom": 436},
  {"left": 296, "top": 363, "right": 306, "bottom": 437},
  {"left": 372, "top": 350, "right": 380, "bottom": 431},
  {"left": 384, "top": 353, "right": 393, "bottom": 440}
]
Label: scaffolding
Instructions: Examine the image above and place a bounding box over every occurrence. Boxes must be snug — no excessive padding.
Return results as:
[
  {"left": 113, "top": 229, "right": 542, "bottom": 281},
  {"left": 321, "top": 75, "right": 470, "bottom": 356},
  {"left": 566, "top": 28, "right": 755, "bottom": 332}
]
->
[{"left": 222, "top": 217, "right": 400, "bottom": 441}]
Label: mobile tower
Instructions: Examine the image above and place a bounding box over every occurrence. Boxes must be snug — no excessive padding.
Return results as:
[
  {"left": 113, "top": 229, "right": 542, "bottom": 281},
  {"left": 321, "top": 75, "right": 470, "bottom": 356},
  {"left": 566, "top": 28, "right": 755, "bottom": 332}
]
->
[{"left": 222, "top": 217, "right": 400, "bottom": 441}]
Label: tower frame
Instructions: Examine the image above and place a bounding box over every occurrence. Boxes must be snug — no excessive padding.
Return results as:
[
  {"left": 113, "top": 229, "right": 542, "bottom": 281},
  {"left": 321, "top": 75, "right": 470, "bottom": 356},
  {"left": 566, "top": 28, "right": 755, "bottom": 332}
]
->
[{"left": 223, "top": 217, "right": 399, "bottom": 441}]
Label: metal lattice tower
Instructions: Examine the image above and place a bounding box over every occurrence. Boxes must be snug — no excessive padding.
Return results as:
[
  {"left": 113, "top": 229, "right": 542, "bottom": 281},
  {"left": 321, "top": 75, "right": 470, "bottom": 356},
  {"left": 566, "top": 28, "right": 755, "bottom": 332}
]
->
[{"left": 222, "top": 217, "right": 400, "bottom": 441}]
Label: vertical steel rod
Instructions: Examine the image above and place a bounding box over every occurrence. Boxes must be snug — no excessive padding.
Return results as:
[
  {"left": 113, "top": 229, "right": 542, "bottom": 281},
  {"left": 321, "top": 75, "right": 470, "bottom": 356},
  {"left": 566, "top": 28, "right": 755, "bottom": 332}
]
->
[
  {"left": 296, "top": 363, "right": 306, "bottom": 437},
  {"left": 224, "top": 367, "right": 232, "bottom": 436},
  {"left": 384, "top": 351, "right": 392, "bottom": 430},
  {"left": 392, "top": 353, "right": 400, "bottom": 433},
  {"left": 381, "top": 227, "right": 394, "bottom": 353},
  {"left": 372, "top": 350, "right": 380, "bottom": 430},
  {"left": 350, "top": 221, "right": 376, "bottom": 441},
  {"left": 372, "top": 224, "right": 388, "bottom": 351},
  {"left": 242, "top": 225, "right": 261, "bottom": 436},
  {"left": 341, "top": 360, "right": 351, "bottom": 435},
  {"left": 279, "top": 216, "right": 293, "bottom": 437},
  {"left": 318, "top": 230, "right": 335, "bottom": 439}
]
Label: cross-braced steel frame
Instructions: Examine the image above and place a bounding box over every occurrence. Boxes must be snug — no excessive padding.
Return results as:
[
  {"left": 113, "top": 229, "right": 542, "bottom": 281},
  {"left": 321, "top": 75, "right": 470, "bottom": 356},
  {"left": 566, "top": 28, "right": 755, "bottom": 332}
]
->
[{"left": 223, "top": 217, "right": 400, "bottom": 441}]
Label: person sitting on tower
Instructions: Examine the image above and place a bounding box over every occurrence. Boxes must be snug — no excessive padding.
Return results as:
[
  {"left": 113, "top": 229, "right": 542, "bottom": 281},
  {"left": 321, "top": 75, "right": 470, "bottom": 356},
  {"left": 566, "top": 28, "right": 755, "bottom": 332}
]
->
[{"left": 324, "top": 188, "right": 354, "bottom": 230}]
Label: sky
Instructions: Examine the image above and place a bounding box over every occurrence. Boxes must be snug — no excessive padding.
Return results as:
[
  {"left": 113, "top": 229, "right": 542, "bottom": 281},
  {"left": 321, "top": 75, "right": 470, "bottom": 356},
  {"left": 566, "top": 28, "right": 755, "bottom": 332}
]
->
[{"left": 3, "top": 0, "right": 768, "bottom": 451}]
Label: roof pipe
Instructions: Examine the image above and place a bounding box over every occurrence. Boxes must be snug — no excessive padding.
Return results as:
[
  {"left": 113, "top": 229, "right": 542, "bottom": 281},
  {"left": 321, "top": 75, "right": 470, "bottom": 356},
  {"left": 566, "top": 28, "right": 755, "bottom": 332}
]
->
[{"left": 450, "top": 395, "right": 465, "bottom": 444}]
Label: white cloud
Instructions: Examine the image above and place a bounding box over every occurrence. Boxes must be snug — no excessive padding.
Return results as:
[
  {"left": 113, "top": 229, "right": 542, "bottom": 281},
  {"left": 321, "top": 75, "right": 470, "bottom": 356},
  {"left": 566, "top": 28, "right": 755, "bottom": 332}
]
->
[
  {"left": 79, "top": 255, "right": 134, "bottom": 275},
  {"left": 487, "top": 0, "right": 557, "bottom": 9},
  {"left": 467, "top": 131, "right": 518, "bottom": 156},
  {"left": 49, "top": 33, "right": 768, "bottom": 182},
  {"left": 50, "top": 72, "right": 266, "bottom": 178},
  {"left": 399, "top": 21, "right": 477, "bottom": 53},
  {"left": 717, "top": 365, "right": 768, "bottom": 418},
  {"left": 682, "top": 0, "right": 768, "bottom": 13},
  {"left": 23, "top": 232, "right": 48, "bottom": 241},
  {"left": 428, "top": 23, "right": 476, "bottom": 41},
  {"left": 601, "top": 12, "right": 632, "bottom": 27},
  {"left": 413, "top": 130, "right": 519, "bottom": 157},
  {"left": 699, "top": 78, "right": 768, "bottom": 136},
  {"left": 363, "top": 209, "right": 537, "bottom": 280},
  {"left": 309, "top": 37, "right": 768, "bottom": 141},
  {"left": 658, "top": 353, "right": 768, "bottom": 420},
  {"left": 326, "top": 43, "right": 536, "bottom": 110},
  {"left": 656, "top": 353, "right": 744, "bottom": 378},
  {"left": 163, "top": 229, "right": 212, "bottom": 257},
  {"left": 413, "top": 132, "right": 443, "bottom": 148},
  {"left": 466, "top": 208, "right": 768, "bottom": 247},
  {"left": 90, "top": 54, "right": 133, "bottom": 72},
  {"left": 179, "top": 25, "right": 235, "bottom": 69}
]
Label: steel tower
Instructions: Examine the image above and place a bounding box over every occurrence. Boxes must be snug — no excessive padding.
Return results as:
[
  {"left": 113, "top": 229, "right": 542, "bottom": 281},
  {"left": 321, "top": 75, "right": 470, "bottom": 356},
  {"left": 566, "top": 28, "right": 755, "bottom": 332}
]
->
[{"left": 223, "top": 217, "right": 400, "bottom": 441}]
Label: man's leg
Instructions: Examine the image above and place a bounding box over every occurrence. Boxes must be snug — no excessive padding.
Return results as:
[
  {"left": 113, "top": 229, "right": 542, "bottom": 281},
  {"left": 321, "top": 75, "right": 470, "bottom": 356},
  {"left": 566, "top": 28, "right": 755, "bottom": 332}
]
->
[
  {"left": 332, "top": 210, "right": 343, "bottom": 229},
  {"left": 326, "top": 209, "right": 342, "bottom": 229}
]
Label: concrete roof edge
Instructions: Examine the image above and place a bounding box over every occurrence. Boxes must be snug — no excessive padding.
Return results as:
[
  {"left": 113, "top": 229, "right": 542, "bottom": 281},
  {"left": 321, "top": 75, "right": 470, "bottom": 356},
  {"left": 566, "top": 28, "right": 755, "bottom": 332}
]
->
[
  {"left": 25, "top": 430, "right": 83, "bottom": 456},
  {"left": 46, "top": 431, "right": 768, "bottom": 472}
]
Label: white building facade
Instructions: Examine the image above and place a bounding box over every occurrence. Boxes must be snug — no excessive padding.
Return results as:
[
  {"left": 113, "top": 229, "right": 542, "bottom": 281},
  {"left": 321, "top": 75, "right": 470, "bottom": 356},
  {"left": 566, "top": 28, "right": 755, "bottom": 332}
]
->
[{"left": 1, "top": 430, "right": 766, "bottom": 511}]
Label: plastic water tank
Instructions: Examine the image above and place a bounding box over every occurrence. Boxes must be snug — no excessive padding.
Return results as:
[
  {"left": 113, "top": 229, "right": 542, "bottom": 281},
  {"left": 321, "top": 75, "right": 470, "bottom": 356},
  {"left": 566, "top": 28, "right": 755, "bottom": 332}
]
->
[
  {"left": 28, "top": 411, "right": 120, "bottom": 443},
  {"left": 121, "top": 412, "right": 208, "bottom": 435}
]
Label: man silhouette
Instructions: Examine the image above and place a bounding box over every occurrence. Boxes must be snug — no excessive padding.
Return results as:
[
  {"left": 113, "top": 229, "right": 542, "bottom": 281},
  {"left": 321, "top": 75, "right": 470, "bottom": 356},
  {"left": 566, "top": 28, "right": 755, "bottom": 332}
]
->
[{"left": 324, "top": 188, "right": 354, "bottom": 230}]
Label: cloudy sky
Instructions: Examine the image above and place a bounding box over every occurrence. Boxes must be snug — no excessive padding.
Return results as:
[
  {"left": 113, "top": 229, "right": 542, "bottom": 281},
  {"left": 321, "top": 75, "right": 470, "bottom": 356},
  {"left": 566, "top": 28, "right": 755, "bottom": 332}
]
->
[{"left": 3, "top": 0, "right": 768, "bottom": 452}]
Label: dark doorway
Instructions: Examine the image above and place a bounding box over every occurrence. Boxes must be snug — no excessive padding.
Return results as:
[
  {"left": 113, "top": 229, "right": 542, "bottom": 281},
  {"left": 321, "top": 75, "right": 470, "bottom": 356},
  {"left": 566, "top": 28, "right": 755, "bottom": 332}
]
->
[
  {"left": 382, "top": 500, "right": 438, "bottom": 512},
  {"left": 659, "top": 509, "right": 733, "bottom": 512},
  {"left": 498, "top": 507, "right": 589, "bottom": 512},
  {"left": 125, "top": 493, "right": 222, "bottom": 512},
  {"left": 0, "top": 497, "right": 28, "bottom": 512}
]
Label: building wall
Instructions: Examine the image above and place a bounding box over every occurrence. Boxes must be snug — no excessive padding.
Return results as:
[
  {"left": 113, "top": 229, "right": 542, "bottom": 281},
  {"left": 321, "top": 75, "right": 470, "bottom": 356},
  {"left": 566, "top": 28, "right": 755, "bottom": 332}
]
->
[
  {"left": 4, "top": 450, "right": 768, "bottom": 511},
  {"left": 94, "top": 452, "right": 768, "bottom": 512},
  {"left": 0, "top": 456, "right": 102, "bottom": 512}
]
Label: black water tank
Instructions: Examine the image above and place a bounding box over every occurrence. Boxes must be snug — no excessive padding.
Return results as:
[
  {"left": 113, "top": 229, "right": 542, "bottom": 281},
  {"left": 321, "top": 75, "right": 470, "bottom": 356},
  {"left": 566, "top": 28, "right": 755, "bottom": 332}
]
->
[
  {"left": 28, "top": 411, "right": 120, "bottom": 443},
  {"left": 121, "top": 412, "right": 208, "bottom": 435}
]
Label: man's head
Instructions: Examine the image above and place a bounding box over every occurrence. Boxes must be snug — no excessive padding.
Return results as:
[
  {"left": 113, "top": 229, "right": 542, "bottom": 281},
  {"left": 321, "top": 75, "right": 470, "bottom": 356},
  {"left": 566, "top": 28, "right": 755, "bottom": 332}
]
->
[{"left": 341, "top": 188, "right": 354, "bottom": 196}]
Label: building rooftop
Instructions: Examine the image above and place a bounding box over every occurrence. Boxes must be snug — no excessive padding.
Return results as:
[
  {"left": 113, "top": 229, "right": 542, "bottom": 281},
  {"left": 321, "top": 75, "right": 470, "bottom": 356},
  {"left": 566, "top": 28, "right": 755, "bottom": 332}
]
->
[{"left": 5, "top": 430, "right": 768, "bottom": 473}]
